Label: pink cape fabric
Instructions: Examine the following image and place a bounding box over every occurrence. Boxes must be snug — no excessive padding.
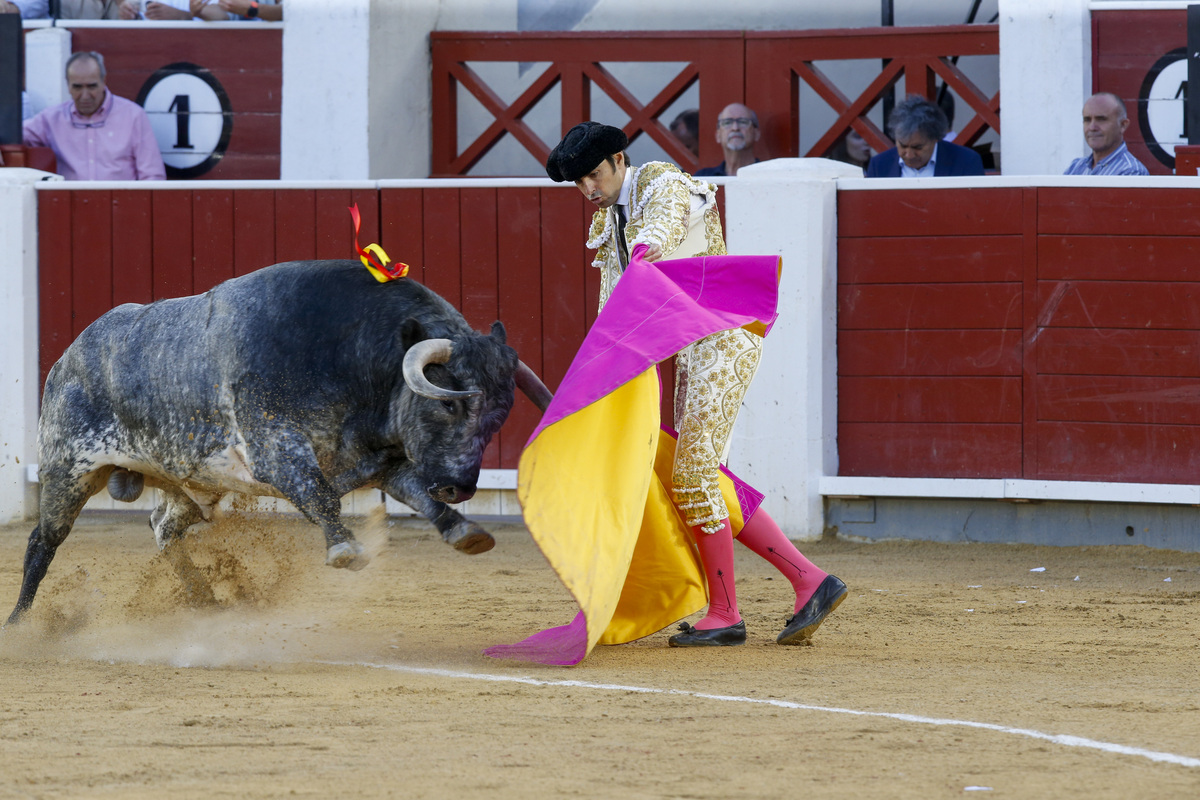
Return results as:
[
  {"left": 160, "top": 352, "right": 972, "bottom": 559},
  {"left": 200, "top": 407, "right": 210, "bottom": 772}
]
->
[{"left": 484, "top": 244, "right": 781, "bottom": 665}]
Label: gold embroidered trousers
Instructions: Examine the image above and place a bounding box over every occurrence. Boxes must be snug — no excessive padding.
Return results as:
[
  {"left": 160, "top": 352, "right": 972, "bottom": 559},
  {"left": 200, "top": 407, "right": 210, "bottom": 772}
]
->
[
  {"left": 588, "top": 161, "right": 760, "bottom": 534},
  {"left": 670, "top": 327, "right": 763, "bottom": 533}
]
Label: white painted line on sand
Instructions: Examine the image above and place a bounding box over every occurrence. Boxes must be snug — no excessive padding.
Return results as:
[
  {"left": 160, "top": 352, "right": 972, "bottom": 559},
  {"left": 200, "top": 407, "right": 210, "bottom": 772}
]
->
[{"left": 334, "top": 660, "right": 1200, "bottom": 769}]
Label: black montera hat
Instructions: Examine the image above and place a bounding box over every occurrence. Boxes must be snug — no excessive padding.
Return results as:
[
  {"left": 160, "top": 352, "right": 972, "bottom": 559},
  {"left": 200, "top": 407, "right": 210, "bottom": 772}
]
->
[{"left": 545, "top": 122, "right": 628, "bottom": 182}]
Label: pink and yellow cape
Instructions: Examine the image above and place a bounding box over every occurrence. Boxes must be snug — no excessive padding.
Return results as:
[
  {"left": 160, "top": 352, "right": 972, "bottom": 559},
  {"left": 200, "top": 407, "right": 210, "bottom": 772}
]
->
[{"left": 484, "top": 244, "right": 781, "bottom": 666}]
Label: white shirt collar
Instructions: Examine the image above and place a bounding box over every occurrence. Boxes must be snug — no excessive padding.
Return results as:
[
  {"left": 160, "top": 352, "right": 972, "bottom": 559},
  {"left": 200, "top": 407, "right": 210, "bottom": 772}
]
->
[
  {"left": 617, "top": 162, "right": 633, "bottom": 210},
  {"left": 900, "top": 142, "right": 938, "bottom": 178}
]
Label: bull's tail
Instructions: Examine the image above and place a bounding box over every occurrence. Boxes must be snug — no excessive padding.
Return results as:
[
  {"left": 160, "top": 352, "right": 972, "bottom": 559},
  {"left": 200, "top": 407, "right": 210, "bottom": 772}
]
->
[{"left": 107, "top": 468, "right": 145, "bottom": 503}]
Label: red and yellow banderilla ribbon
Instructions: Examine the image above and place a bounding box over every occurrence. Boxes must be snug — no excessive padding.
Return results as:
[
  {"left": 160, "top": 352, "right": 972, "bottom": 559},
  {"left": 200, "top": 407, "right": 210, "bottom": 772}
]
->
[{"left": 349, "top": 203, "right": 410, "bottom": 282}]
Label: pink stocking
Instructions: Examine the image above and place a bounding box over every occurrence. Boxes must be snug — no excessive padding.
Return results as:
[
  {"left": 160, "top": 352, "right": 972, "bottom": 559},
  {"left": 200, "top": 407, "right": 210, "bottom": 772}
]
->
[
  {"left": 737, "top": 509, "right": 828, "bottom": 615},
  {"left": 690, "top": 519, "right": 741, "bottom": 630}
]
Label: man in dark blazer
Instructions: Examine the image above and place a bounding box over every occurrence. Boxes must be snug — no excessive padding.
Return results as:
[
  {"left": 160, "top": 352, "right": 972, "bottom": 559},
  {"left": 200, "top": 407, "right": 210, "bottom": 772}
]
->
[{"left": 865, "top": 95, "right": 985, "bottom": 178}]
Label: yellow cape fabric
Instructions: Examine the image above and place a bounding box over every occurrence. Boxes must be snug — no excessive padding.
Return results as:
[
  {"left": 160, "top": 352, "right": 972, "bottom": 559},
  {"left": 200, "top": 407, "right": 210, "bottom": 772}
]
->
[{"left": 518, "top": 366, "right": 748, "bottom": 653}]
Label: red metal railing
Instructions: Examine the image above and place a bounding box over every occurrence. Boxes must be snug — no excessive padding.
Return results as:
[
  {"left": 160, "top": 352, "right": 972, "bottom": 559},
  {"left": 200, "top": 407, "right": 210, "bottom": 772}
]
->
[
  {"left": 430, "top": 26, "right": 999, "bottom": 177},
  {"left": 430, "top": 31, "right": 745, "bottom": 176},
  {"left": 746, "top": 25, "right": 1000, "bottom": 159}
]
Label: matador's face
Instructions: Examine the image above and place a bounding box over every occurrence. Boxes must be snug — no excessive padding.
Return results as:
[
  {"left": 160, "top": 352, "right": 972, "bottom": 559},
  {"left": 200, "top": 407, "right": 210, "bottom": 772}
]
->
[{"left": 574, "top": 151, "right": 626, "bottom": 209}]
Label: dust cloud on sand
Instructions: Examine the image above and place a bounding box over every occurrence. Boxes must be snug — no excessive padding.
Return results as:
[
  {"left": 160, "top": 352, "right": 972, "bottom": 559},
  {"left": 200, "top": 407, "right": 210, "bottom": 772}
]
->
[
  {"left": 2, "top": 514, "right": 1200, "bottom": 798},
  {"left": 1, "top": 507, "right": 396, "bottom": 670}
]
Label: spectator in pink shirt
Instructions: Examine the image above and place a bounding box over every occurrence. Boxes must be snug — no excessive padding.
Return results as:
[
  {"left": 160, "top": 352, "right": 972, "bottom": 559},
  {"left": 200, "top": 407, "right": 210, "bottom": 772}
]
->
[{"left": 22, "top": 51, "right": 166, "bottom": 181}]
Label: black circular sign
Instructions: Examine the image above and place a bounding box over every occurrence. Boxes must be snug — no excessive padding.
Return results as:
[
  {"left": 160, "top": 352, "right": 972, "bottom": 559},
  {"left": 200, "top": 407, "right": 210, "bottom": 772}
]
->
[
  {"left": 1138, "top": 47, "right": 1188, "bottom": 170},
  {"left": 136, "top": 62, "right": 233, "bottom": 179}
]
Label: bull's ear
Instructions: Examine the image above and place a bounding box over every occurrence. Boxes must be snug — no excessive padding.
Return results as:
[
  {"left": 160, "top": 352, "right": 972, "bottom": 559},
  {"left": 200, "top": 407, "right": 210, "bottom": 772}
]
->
[
  {"left": 400, "top": 318, "right": 427, "bottom": 351},
  {"left": 489, "top": 320, "right": 507, "bottom": 345}
]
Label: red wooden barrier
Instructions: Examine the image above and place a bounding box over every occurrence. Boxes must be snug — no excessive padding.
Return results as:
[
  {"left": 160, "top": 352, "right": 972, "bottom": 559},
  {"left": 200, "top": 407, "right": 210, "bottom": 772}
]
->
[
  {"left": 0, "top": 144, "right": 57, "bottom": 172},
  {"left": 1092, "top": 9, "right": 1184, "bottom": 175},
  {"left": 838, "top": 187, "right": 1025, "bottom": 479},
  {"left": 36, "top": 184, "right": 600, "bottom": 471},
  {"left": 838, "top": 185, "right": 1200, "bottom": 486},
  {"left": 39, "top": 182, "right": 1200, "bottom": 485}
]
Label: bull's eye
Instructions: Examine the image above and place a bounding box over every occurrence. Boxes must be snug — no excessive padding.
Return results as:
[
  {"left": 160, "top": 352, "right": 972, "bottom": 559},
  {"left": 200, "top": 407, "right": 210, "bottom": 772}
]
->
[{"left": 440, "top": 399, "right": 457, "bottom": 412}]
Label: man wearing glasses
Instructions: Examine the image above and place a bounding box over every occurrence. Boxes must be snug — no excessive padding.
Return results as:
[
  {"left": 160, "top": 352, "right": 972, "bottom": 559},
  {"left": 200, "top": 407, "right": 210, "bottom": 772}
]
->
[
  {"left": 695, "top": 103, "right": 761, "bottom": 177},
  {"left": 23, "top": 51, "right": 165, "bottom": 181}
]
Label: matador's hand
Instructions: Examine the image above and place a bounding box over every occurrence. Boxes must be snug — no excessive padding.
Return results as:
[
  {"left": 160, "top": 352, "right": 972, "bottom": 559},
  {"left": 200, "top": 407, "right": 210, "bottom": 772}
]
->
[{"left": 639, "top": 243, "right": 663, "bottom": 262}]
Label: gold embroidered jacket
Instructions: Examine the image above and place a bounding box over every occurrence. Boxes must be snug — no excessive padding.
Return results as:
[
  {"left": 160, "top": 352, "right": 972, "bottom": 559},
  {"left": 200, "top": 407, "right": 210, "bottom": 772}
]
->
[{"left": 585, "top": 161, "right": 764, "bottom": 533}]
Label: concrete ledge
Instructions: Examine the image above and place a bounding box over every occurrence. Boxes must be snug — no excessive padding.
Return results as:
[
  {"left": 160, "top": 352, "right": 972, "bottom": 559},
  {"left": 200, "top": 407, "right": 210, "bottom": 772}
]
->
[
  {"left": 820, "top": 476, "right": 1200, "bottom": 506},
  {"left": 827, "top": 494, "right": 1200, "bottom": 552},
  {"left": 821, "top": 476, "right": 1005, "bottom": 500},
  {"left": 838, "top": 174, "right": 1200, "bottom": 190},
  {"left": 77, "top": 485, "right": 522, "bottom": 521}
]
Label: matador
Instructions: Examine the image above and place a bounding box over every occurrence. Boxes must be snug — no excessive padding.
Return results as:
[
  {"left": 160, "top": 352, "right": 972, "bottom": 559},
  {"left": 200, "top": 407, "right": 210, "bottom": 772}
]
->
[{"left": 542, "top": 122, "right": 847, "bottom": 647}]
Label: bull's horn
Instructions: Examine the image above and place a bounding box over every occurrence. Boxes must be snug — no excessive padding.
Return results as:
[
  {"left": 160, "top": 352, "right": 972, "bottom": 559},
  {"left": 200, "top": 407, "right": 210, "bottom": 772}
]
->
[
  {"left": 514, "top": 360, "right": 553, "bottom": 412},
  {"left": 402, "top": 339, "right": 482, "bottom": 401}
]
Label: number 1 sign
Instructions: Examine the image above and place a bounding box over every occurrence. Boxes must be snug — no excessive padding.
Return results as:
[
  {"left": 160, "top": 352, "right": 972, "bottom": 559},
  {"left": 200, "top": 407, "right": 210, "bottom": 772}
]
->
[{"left": 136, "top": 62, "right": 233, "bottom": 179}]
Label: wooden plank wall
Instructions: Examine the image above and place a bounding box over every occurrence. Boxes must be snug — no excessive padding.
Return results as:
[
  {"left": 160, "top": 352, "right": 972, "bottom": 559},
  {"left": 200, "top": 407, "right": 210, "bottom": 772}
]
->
[
  {"left": 838, "top": 185, "right": 1200, "bottom": 486},
  {"left": 1034, "top": 187, "right": 1200, "bottom": 483},
  {"left": 837, "top": 188, "right": 1026, "bottom": 478},
  {"left": 41, "top": 184, "right": 1200, "bottom": 484},
  {"left": 1091, "top": 9, "right": 1183, "bottom": 175},
  {"left": 36, "top": 185, "right": 597, "bottom": 471}
]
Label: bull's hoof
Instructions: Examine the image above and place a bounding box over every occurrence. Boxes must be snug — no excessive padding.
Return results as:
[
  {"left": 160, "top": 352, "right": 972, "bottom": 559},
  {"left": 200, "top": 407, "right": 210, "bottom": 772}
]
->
[
  {"left": 326, "top": 541, "right": 370, "bottom": 571},
  {"left": 444, "top": 524, "right": 495, "bottom": 555}
]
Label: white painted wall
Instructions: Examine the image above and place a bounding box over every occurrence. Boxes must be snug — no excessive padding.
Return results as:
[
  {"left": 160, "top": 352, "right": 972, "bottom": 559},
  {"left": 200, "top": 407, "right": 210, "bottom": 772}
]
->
[
  {"left": 22, "top": 27, "right": 70, "bottom": 117},
  {"left": 365, "top": 1, "right": 514, "bottom": 179},
  {"left": 280, "top": 0, "right": 371, "bottom": 179},
  {"left": 998, "top": 0, "right": 1091, "bottom": 175},
  {"left": 0, "top": 168, "right": 59, "bottom": 524},
  {"left": 723, "top": 158, "right": 862, "bottom": 540},
  {"left": 571, "top": 0, "right": 997, "bottom": 31}
]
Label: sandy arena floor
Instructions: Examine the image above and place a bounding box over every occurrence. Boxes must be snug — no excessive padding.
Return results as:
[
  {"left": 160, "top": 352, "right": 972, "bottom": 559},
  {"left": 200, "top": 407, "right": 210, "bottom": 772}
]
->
[{"left": 1, "top": 509, "right": 1199, "bottom": 799}]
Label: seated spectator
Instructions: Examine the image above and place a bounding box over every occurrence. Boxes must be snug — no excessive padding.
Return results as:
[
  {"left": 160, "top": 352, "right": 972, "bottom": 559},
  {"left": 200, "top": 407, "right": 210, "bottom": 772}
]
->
[
  {"left": 54, "top": 0, "right": 121, "bottom": 17},
  {"left": 670, "top": 108, "right": 699, "bottom": 158},
  {"left": 117, "top": 0, "right": 225, "bottom": 20},
  {"left": 212, "top": 0, "right": 281, "bottom": 20},
  {"left": 696, "top": 102, "right": 761, "bottom": 177},
  {"left": 826, "top": 129, "right": 870, "bottom": 174},
  {"left": 1063, "top": 92, "right": 1149, "bottom": 176},
  {"left": 1, "top": 0, "right": 48, "bottom": 17},
  {"left": 865, "top": 95, "right": 984, "bottom": 178},
  {"left": 22, "top": 50, "right": 165, "bottom": 181}
]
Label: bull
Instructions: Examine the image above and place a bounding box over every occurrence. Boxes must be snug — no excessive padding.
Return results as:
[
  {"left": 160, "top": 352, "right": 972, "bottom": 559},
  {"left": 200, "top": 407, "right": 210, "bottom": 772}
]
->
[{"left": 6, "top": 260, "right": 550, "bottom": 625}]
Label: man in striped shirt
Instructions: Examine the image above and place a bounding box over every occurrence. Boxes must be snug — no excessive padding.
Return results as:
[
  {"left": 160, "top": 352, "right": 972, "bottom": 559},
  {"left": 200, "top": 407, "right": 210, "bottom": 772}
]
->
[{"left": 1063, "top": 92, "right": 1149, "bottom": 176}]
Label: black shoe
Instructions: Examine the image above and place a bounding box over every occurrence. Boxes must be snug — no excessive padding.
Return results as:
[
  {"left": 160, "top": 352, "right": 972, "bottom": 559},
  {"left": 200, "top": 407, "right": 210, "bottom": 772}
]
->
[
  {"left": 668, "top": 620, "right": 747, "bottom": 647},
  {"left": 777, "top": 575, "right": 847, "bottom": 645}
]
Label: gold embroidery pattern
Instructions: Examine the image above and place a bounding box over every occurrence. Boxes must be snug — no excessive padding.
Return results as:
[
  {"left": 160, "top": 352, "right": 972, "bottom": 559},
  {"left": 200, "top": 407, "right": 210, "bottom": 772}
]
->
[
  {"left": 591, "top": 163, "right": 722, "bottom": 309},
  {"left": 671, "top": 328, "right": 762, "bottom": 532},
  {"left": 702, "top": 203, "right": 727, "bottom": 256},
  {"left": 583, "top": 161, "right": 760, "bottom": 533}
]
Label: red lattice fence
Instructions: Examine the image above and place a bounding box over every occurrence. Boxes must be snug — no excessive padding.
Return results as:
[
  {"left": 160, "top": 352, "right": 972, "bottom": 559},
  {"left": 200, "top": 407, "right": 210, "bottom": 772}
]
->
[{"left": 431, "top": 26, "right": 999, "bottom": 177}]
